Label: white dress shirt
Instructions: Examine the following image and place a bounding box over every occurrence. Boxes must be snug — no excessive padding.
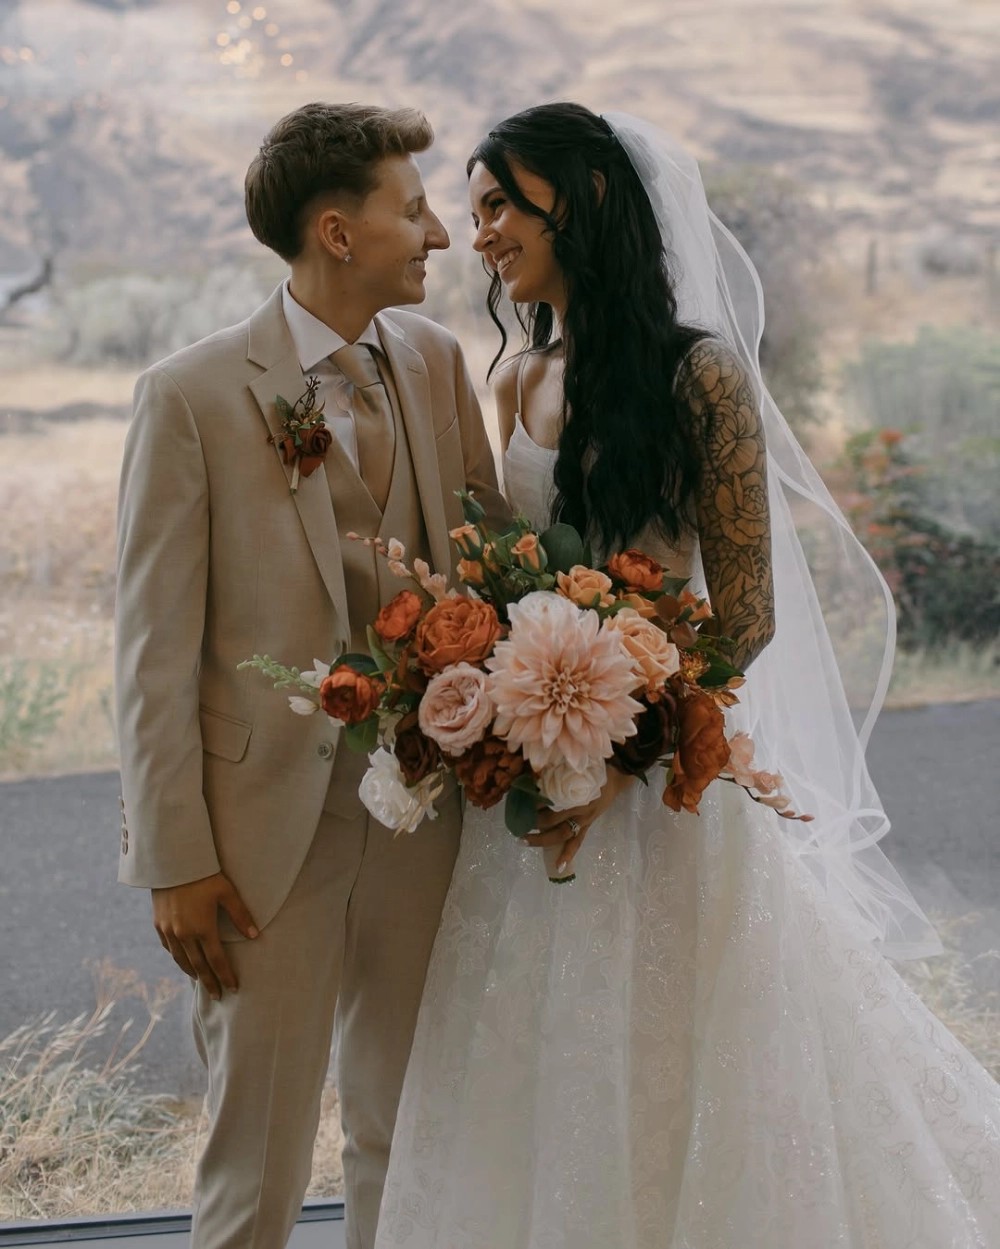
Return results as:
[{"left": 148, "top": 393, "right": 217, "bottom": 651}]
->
[{"left": 281, "top": 279, "right": 383, "bottom": 472}]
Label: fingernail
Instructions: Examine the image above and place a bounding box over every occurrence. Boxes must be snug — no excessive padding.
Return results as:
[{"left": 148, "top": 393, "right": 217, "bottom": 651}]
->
[{"left": 248, "top": 926, "right": 259, "bottom": 939}]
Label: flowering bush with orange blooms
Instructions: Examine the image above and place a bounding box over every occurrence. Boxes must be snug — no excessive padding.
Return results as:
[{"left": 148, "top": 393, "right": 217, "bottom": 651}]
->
[{"left": 241, "top": 493, "right": 807, "bottom": 878}]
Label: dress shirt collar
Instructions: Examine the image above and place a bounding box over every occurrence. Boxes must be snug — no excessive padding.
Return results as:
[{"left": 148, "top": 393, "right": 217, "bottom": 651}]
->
[{"left": 281, "top": 279, "right": 382, "bottom": 373}]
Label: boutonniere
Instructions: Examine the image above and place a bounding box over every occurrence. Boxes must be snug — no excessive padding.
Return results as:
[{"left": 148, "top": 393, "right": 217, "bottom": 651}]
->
[{"left": 269, "top": 376, "right": 332, "bottom": 494}]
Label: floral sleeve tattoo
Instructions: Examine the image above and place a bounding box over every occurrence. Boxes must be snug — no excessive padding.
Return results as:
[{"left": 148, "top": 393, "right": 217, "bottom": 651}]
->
[{"left": 678, "top": 341, "right": 775, "bottom": 670}]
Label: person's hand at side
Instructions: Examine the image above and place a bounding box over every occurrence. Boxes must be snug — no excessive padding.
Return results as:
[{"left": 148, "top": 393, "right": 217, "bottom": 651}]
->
[{"left": 152, "top": 873, "right": 259, "bottom": 1000}]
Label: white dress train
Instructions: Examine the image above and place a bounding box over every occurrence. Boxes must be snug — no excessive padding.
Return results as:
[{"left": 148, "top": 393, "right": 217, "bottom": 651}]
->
[{"left": 374, "top": 419, "right": 1000, "bottom": 1249}]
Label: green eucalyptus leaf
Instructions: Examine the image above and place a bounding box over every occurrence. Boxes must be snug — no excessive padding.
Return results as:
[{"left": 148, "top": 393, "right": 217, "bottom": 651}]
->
[
  {"left": 539, "top": 522, "right": 586, "bottom": 574},
  {"left": 331, "top": 652, "right": 380, "bottom": 676},
  {"left": 505, "top": 786, "right": 540, "bottom": 838},
  {"left": 365, "top": 626, "right": 397, "bottom": 674},
  {"left": 344, "top": 717, "right": 379, "bottom": 753}
]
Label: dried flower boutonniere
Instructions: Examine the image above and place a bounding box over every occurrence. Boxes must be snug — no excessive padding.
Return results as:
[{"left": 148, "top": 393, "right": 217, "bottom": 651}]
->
[{"left": 270, "top": 376, "right": 332, "bottom": 494}]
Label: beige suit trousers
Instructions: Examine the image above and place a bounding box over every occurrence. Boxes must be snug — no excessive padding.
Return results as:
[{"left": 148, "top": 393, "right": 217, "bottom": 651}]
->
[{"left": 189, "top": 757, "right": 462, "bottom": 1249}]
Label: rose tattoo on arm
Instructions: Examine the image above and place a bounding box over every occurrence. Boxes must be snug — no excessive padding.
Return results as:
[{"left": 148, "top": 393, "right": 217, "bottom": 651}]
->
[{"left": 678, "top": 341, "right": 775, "bottom": 671}]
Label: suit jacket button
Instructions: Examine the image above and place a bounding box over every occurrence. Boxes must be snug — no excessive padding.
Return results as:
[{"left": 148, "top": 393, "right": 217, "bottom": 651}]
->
[{"left": 317, "top": 741, "right": 333, "bottom": 760}]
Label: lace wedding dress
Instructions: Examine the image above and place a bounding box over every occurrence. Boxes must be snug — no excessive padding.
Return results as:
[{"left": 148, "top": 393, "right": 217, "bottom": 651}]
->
[{"left": 374, "top": 419, "right": 1000, "bottom": 1249}]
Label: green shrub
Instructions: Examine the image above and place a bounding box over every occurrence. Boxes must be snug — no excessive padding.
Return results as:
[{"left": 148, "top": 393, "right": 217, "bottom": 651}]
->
[
  {"left": 837, "top": 428, "right": 1000, "bottom": 649},
  {"left": 842, "top": 326, "right": 1000, "bottom": 541},
  {"left": 0, "top": 663, "right": 68, "bottom": 768}
]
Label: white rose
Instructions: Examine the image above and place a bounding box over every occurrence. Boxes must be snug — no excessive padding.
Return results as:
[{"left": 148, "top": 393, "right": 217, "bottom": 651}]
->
[
  {"left": 537, "top": 755, "right": 608, "bottom": 812},
  {"left": 358, "top": 748, "right": 443, "bottom": 835},
  {"left": 507, "top": 589, "right": 580, "bottom": 630},
  {"left": 287, "top": 696, "right": 319, "bottom": 716}
]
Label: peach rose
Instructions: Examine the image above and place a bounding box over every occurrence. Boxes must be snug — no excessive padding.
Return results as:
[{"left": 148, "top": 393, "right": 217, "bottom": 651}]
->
[
  {"left": 414, "top": 596, "right": 502, "bottom": 674},
  {"left": 607, "top": 549, "right": 664, "bottom": 592},
  {"left": 418, "top": 663, "right": 494, "bottom": 754},
  {"left": 604, "top": 610, "right": 680, "bottom": 694},
  {"left": 616, "top": 591, "right": 657, "bottom": 619},
  {"left": 457, "top": 558, "right": 486, "bottom": 587},
  {"left": 556, "top": 565, "right": 614, "bottom": 609},
  {"left": 320, "top": 666, "right": 383, "bottom": 724},
  {"left": 511, "top": 532, "right": 545, "bottom": 572},
  {"left": 374, "top": 589, "right": 424, "bottom": 643},
  {"left": 449, "top": 524, "right": 482, "bottom": 559},
  {"left": 662, "top": 690, "right": 731, "bottom": 814}
]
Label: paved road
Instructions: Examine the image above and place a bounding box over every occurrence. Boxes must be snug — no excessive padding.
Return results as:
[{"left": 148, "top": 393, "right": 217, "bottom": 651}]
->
[{"left": 1, "top": 700, "right": 998, "bottom": 1096}]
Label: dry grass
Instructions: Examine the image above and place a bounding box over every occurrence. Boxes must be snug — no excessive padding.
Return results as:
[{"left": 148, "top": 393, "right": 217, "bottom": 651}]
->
[
  {"left": 897, "top": 914, "right": 1000, "bottom": 1081},
  {"left": 0, "top": 963, "right": 344, "bottom": 1221},
  {"left": 2, "top": 927, "right": 996, "bottom": 1221}
]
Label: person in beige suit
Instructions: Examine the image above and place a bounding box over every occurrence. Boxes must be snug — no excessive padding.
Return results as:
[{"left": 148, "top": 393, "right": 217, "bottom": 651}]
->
[{"left": 114, "top": 102, "right": 509, "bottom": 1249}]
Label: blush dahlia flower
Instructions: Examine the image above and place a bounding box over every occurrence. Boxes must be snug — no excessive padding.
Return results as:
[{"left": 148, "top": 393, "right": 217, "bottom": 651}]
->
[{"left": 486, "top": 592, "right": 642, "bottom": 773}]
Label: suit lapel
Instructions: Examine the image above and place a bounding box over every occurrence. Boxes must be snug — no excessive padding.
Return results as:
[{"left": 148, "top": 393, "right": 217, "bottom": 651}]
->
[
  {"left": 376, "top": 314, "right": 452, "bottom": 579},
  {"left": 247, "top": 291, "right": 349, "bottom": 628}
]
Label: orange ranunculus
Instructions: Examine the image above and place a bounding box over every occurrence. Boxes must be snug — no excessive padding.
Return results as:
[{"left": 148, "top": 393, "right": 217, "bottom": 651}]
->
[
  {"left": 662, "top": 689, "right": 731, "bottom": 814},
  {"left": 414, "top": 596, "right": 502, "bottom": 674},
  {"left": 374, "top": 589, "right": 424, "bottom": 643},
  {"left": 511, "top": 532, "right": 545, "bottom": 572},
  {"left": 556, "top": 565, "right": 614, "bottom": 608},
  {"left": 607, "top": 549, "right": 664, "bottom": 592},
  {"left": 449, "top": 733, "right": 526, "bottom": 808},
  {"left": 320, "top": 666, "right": 383, "bottom": 724},
  {"left": 457, "top": 557, "right": 486, "bottom": 587}
]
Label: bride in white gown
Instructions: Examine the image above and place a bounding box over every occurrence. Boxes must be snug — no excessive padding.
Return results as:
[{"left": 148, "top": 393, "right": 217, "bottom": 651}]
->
[{"left": 374, "top": 105, "right": 1000, "bottom": 1248}]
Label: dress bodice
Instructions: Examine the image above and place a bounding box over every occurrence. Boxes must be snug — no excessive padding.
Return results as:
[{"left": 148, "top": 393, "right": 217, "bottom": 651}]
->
[{"left": 502, "top": 414, "right": 702, "bottom": 585}]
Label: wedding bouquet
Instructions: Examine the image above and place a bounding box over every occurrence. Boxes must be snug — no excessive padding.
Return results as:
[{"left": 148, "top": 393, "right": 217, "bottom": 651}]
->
[{"left": 241, "top": 493, "right": 807, "bottom": 882}]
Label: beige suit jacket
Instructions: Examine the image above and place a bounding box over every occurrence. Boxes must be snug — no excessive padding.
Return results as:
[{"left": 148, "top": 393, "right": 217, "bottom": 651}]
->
[{"left": 115, "top": 286, "right": 508, "bottom": 929}]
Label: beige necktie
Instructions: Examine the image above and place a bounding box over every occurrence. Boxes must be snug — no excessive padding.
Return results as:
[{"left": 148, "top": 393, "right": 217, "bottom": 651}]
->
[{"left": 330, "top": 343, "right": 395, "bottom": 510}]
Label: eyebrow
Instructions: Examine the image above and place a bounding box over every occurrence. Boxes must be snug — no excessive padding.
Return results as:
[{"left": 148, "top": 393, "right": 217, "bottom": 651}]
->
[{"left": 471, "top": 182, "right": 503, "bottom": 212}]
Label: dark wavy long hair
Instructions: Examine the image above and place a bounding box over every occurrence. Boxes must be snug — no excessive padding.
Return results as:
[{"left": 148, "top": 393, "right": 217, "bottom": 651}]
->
[{"left": 468, "top": 102, "right": 707, "bottom": 550}]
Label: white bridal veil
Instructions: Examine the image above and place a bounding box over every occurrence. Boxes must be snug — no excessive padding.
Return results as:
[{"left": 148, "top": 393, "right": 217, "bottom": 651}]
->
[{"left": 604, "top": 112, "right": 940, "bottom": 960}]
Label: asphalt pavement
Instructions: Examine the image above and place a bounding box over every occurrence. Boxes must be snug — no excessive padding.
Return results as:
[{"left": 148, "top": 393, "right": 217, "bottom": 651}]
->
[{"left": 1, "top": 699, "right": 998, "bottom": 1097}]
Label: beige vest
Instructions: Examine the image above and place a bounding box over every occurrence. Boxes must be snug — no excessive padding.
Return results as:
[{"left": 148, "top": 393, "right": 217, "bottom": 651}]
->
[{"left": 323, "top": 357, "right": 433, "bottom": 815}]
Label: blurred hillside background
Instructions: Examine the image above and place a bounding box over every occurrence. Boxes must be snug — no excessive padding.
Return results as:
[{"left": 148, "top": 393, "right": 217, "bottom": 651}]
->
[{"left": 0, "top": 0, "right": 998, "bottom": 777}]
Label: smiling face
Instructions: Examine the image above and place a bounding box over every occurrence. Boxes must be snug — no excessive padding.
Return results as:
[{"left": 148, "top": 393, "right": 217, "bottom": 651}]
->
[
  {"left": 468, "top": 159, "right": 567, "bottom": 315},
  {"left": 341, "top": 153, "right": 450, "bottom": 311}
]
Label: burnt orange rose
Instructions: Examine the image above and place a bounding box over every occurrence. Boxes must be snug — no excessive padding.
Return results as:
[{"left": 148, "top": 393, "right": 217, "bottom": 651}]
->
[
  {"left": 394, "top": 721, "right": 441, "bottom": 784},
  {"left": 449, "top": 733, "right": 526, "bottom": 808},
  {"left": 374, "top": 589, "right": 424, "bottom": 643},
  {"left": 662, "top": 690, "right": 730, "bottom": 814},
  {"left": 319, "top": 666, "right": 383, "bottom": 724},
  {"left": 612, "top": 693, "right": 676, "bottom": 777},
  {"left": 607, "top": 549, "right": 664, "bottom": 592},
  {"left": 297, "top": 424, "right": 332, "bottom": 476},
  {"left": 414, "top": 597, "right": 502, "bottom": 674}
]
